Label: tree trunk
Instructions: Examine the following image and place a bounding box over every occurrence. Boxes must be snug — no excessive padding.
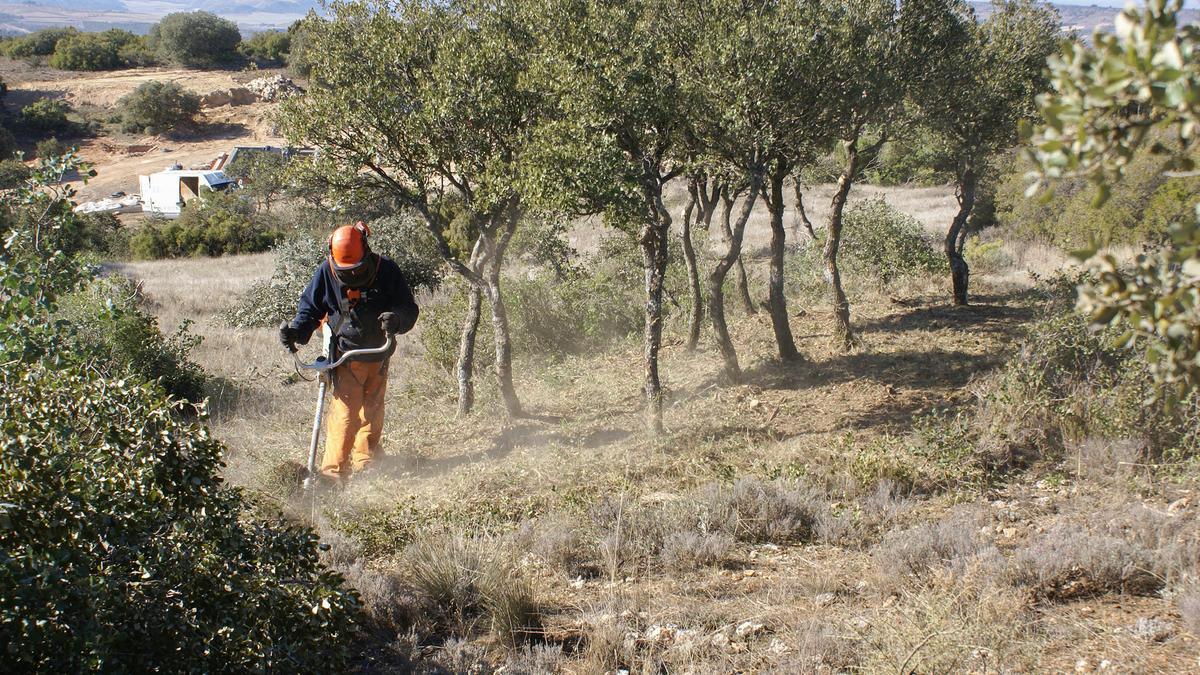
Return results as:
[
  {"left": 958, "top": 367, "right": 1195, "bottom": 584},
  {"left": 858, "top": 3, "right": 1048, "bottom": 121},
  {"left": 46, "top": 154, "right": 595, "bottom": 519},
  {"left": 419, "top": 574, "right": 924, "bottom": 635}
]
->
[
  {"left": 946, "top": 168, "right": 975, "bottom": 306},
  {"left": 640, "top": 189, "right": 672, "bottom": 435},
  {"left": 483, "top": 212, "right": 523, "bottom": 418},
  {"left": 824, "top": 140, "right": 859, "bottom": 351},
  {"left": 720, "top": 188, "right": 756, "bottom": 315},
  {"left": 708, "top": 173, "right": 762, "bottom": 382},
  {"left": 681, "top": 188, "right": 702, "bottom": 351},
  {"left": 764, "top": 164, "right": 800, "bottom": 361},
  {"left": 456, "top": 284, "right": 482, "bottom": 417}
]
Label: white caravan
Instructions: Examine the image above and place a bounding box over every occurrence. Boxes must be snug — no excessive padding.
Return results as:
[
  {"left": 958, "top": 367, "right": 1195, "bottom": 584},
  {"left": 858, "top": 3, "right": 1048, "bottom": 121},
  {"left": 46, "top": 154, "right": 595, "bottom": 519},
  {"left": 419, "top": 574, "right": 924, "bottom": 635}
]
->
[{"left": 138, "top": 169, "right": 236, "bottom": 218}]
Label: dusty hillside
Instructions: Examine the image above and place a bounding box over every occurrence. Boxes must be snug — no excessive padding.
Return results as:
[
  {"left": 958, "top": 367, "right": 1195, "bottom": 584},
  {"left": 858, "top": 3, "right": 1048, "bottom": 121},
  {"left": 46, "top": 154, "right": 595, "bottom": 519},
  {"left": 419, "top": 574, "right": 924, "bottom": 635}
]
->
[
  {"left": 118, "top": 201, "right": 1200, "bottom": 671},
  {"left": 3, "top": 61, "right": 289, "bottom": 200}
]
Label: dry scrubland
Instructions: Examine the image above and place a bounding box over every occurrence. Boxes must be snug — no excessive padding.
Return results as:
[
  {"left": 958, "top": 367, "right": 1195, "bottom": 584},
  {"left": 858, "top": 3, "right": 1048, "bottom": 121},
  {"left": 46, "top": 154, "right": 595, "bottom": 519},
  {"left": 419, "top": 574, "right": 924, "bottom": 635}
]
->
[{"left": 119, "top": 188, "right": 1200, "bottom": 673}]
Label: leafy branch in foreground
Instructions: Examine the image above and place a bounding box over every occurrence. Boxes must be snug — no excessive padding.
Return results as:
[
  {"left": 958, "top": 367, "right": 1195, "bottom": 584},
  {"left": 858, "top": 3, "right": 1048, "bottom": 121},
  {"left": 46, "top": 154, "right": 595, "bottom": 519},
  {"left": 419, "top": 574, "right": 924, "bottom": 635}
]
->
[{"left": 1027, "top": 0, "right": 1200, "bottom": 401}]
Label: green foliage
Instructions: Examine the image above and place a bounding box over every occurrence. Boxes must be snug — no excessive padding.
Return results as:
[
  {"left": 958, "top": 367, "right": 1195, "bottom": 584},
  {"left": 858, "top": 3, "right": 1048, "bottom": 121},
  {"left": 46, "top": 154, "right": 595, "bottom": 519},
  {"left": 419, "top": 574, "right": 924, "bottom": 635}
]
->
[
  {"left": 130, "top": 191, "right": 281, "bottom": 259},
  {"left": 285, "top": 16, "right": 321, "bottom": 78},
  {"left": 3, "top": 27, "right": 77, "bottom": 58},
  {"left": 1079, "top": 218, "right": 1200, "bottom": 402},
  {"left": 225, "top": 150, "right": 288, "bottom": 212},
  {"left": 912, "top": 0, "right": 1060, "bottom": 179},
  {"left": 149, "top": 11, "right": 242, "bottom": 68},
  {"left": 1027, "top": 0, "right": 1200, "bottom": 400},
  {"left": 222, "top": 212, "right": 444, "bottom": 328},
  {"left": 0, "top": 159, "right": 30, "bottom": 189},
  {"left": 116, "top": 80, "right": 201, "bottom": 134},
  {"left": 34, "top": 137, "right": 65, "bottom": 160},
  {"left": 0, "top": 126, "right": 16, "bottom": 161},
  {"left": 57, "top": 275, "right": 207, "bottom": 402},
  {"left": 20, "top": 98, "right": 71, "bottom": 133},
  {"left": 239, "top": 30, "right": 290, "bottom": 64},
  {"left": 420, "top": 246, "right": 645, "bottom": 371},
  {"left": 0, "top": 156, "right": 361, "bottom": 670},
  {"left": 865, "top": 126, "right": 957, "bottom": 186},
  {"left": 996, "top": 145, "right": 1198, "bottom": 247},
  {"left": 791, "top": 199, "right": 941, "bottom": 290},
  {"left": 48, "top": 29, "right": 140, "bottom": 71}
]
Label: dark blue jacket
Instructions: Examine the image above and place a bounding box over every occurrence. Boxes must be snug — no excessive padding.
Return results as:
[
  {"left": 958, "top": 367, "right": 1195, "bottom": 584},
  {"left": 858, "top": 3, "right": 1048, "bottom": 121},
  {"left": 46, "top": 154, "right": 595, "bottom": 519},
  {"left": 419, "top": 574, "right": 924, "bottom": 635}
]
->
[{"left": 289, "top": 254, "right": 419, "bottom": 362}]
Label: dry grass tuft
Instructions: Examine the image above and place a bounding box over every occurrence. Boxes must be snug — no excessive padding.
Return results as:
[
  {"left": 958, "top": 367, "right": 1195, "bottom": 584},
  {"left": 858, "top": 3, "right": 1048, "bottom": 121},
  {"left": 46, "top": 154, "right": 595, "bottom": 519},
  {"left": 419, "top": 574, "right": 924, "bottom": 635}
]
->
[
  {"left": 660, "top": 530, "right": 735, "bottom": 572},
  {"left": 697, "top": 477, "right": 837, "bottom": 545},
  {"left": 402, "top": 533, "right": 542, "bottom": 645},
  {"left": 860, "top": 583, "right": 1037, "bottom": 672},
  {"left": 874, "top": 505, "right": 989, "bottom": 582},
  {"left": 1007, "top": 524, "right": 1161, "bottom": 601}
]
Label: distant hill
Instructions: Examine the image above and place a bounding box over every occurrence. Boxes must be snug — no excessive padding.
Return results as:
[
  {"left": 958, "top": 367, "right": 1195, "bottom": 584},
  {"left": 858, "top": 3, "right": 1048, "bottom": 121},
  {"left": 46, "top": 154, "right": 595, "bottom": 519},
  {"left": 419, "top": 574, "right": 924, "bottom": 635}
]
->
[
  {"left": 969, "top": 1, "right": 1199, "bottom": 35},
  {"left": 1, "top": 1, "right": 1196, "bottom": 35}
]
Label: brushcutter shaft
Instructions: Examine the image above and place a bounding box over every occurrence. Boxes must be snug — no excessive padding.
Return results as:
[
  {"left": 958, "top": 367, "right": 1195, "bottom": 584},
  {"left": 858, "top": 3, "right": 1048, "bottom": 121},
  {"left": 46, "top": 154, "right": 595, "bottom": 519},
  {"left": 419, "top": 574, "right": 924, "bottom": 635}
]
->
[{"left": 302, "top": 377, "right": 328, "bottom": 490}]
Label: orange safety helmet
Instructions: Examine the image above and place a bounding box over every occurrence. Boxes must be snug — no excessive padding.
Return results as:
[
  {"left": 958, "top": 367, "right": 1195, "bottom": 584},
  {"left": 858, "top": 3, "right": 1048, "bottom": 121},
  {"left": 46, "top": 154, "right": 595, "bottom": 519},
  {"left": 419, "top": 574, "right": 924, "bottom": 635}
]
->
[
  {"left": 328, "top": 221, "right": 378, "bottom": 289},
  {"left": 329, "top": 221, "right": 371, "bottom": 269}
]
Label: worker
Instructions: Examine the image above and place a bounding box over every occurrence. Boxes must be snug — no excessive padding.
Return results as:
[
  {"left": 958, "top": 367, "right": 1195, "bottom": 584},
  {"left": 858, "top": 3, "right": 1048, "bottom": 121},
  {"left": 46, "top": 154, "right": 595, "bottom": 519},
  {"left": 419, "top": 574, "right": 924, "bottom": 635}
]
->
[{"left": 279, "top": 221, "right": 419, "bottom": 485}]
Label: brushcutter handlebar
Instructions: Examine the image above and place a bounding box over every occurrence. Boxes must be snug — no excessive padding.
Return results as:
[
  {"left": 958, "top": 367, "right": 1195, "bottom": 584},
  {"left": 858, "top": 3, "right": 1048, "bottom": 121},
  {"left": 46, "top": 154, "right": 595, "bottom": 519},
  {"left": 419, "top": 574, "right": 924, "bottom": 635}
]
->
[{"left": 295, "top": 334, "right": 394, "bottom": 372}]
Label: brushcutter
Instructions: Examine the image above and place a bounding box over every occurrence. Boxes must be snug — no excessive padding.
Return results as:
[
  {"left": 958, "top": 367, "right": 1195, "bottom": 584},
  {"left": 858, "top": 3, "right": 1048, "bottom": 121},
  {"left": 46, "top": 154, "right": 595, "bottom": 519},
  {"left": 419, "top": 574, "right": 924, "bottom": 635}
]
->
[{"left": 292, "top": 323, "right": 395, "bottom": 490}]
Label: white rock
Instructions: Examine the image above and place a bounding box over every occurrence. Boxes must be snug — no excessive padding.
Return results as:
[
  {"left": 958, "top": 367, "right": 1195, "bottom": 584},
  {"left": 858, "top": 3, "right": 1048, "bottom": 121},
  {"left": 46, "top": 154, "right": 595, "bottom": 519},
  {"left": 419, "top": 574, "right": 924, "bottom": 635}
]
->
[
  {"left": 710, "top": 633, "right": 730, "bottom": 649},
  {"left": 768, "top": 638, "right": 790, "bottom": 655},
  {"left": 813, "top": 592, "right": 836, "bottom": 607},
  {"left": 735, "top": 621, "right": 765, "bottom": 638}
]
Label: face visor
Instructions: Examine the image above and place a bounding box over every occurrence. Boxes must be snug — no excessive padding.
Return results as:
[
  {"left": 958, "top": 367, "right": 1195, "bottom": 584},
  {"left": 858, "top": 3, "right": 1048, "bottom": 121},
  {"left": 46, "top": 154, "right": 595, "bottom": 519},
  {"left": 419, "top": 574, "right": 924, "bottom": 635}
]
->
[{"left": 332, "top": 253, "right": 377, "bottom": 289}]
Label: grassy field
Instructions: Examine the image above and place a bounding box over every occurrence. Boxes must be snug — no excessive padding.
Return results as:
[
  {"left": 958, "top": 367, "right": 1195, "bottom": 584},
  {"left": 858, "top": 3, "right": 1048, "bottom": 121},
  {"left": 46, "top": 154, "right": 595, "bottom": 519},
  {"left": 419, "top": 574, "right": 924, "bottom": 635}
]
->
[{"left": 118, "top": 193, "right": 1199, "bottom": 673}]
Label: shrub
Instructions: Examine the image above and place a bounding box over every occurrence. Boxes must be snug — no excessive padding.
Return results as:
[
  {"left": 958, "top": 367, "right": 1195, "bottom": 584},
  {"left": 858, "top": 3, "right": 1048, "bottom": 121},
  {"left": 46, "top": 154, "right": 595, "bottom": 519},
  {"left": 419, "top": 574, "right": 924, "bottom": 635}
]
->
[
  {"left": 0, "top": 154, "right": 360, "bottom": 672},
  {"left": 117, "top": 80, "right": 200, "bottom": 134},
  {"left": 993, "top": 140, "right": 1199, "bottom": 248},
  {"left": 3, "top": 27, "right": 77, "bottom": 58},
  {"left": 48, "top": 30, "right": 138, "bottom": 71},
  {"left": 117, "top": 37, "right": 157, "bottom": 67},
  {"left": 788, "top": 198, "right": 942, "bottom": 295},
  {"left": 402, "top": 533, "right": 541, "bottom": 645},
  {"left": 420, "top": 245, "right": 643, "bottom": 371},
  {"left": 866, "top": 126, "right": 956, "bottom": 186},
  {"left": 1007, "top": 524, "right": 1161, "bottom": 601},
  {"left": 222, "top": 212, "right": 444, "bottom": 328},
  {"left": 0, "top": 126, "right": 16, "bottom": 161},
  {"left": 20, "top": 98, "right": 71, "bottom": 133},
  {"left": 239, "top": 30, "right": 290, "bottom": 64},
  {"left": 874, "top": 507, "right": 989, "bottom": 581},
  {"left": 0, "top": 159, "right": 30, "bottom": 189},
  {"left": 34, "top": 137, "right": 65, "bottom": 160},
  {"left": 149, "top": 11, "right": 242, "bottom": 67},
  {"left": 130, "top": 191, "right": 282, "bottom": 259},
  {"left": 57, "top": 275, "right": 207, "bottom": 402},
  {"left": 697, "top": 477, "right": 840, "bottom": 545}
]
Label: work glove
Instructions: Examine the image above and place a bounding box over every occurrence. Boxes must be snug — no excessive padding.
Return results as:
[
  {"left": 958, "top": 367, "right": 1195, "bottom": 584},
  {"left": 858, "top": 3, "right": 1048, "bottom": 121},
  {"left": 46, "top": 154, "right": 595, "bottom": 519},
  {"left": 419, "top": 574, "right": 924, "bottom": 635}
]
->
[
  {"left": 379, "top": 312, "right": 401, "bottom": 335},
  {"left": 278, "top": 322, "right": 302, "bottom": 353}
]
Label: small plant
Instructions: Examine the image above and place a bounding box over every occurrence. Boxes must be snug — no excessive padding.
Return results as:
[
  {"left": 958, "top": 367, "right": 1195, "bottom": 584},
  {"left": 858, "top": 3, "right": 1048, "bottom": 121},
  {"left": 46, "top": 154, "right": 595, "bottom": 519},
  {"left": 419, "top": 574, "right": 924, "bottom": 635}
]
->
[
  {"left": 117, "top": 80, "right": 201, "bottom": 134},
  {"left": 402, "top": 533, "right": 541, "bottom": 645},
  {"left": 1007, "top": 524, "right": 1161, "bottom": 601},
  {"left": 34, "top": 137, "right": 65, "bottom": 160},
  {"left": 874, "top": 507, "right": 988, "bottom": 581},
  {"left": 20, "top": 98, "right": 71, "bottom": 133},
  {"left": 697, "top": 477, "right": 837, "bottom": 545}
]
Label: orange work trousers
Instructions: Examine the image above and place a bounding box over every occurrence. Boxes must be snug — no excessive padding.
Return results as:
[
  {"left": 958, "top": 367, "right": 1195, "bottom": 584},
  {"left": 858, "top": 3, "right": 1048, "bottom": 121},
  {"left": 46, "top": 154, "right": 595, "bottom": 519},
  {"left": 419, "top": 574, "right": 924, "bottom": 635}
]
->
[{"left": 321, "top": 359, "right": 388, "bottom": 478}]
